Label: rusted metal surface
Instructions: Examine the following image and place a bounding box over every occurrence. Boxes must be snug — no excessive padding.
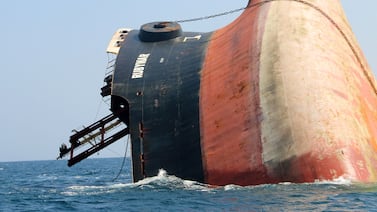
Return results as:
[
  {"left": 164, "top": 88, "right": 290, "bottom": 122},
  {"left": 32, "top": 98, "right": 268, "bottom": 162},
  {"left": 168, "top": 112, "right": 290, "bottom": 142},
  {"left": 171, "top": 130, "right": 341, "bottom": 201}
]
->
[{"left": 200, "top": 0, "right": 377, "bottom": 185}]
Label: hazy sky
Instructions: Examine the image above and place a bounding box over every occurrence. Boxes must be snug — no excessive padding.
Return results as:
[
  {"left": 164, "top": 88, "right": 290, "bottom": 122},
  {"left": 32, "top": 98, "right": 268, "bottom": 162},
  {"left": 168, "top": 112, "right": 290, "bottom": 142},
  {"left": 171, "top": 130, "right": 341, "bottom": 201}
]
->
[{"left": 1, "top": 1, "right": 376, "bottom": 162}]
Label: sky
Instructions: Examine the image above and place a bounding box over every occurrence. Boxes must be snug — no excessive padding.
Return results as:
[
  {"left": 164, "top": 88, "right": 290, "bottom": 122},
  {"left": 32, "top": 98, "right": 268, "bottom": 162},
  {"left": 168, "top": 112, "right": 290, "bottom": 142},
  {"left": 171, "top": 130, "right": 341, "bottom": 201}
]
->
[{"left": 0, "top": 0, "right": 376, "bottom": 162}]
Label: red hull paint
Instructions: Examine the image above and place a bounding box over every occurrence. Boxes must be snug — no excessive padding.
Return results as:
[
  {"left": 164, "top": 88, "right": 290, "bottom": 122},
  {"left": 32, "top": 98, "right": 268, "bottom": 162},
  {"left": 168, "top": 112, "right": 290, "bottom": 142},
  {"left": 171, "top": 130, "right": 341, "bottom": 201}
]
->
[
  {"left": 200, "top": 1, "right": 271, "bottom": 186},
  {"left": 200, "top": 0, "right": 377, "bottom": 185}
]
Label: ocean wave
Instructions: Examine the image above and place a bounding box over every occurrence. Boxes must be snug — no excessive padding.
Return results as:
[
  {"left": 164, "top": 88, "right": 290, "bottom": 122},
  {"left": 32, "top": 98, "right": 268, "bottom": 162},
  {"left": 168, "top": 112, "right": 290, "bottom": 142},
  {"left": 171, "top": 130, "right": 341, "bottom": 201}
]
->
[
  {"left": 0, "top": 168, "right": 3, "bottom": 171},
  {"left": 62, "top": 170, "right": 358, "bottom": 197},
  {"left": 62, "top": 169, "right": 211, "bottom": 196},
  {"left": 132, "top": 169, "right": 211, "bottom": 191}
]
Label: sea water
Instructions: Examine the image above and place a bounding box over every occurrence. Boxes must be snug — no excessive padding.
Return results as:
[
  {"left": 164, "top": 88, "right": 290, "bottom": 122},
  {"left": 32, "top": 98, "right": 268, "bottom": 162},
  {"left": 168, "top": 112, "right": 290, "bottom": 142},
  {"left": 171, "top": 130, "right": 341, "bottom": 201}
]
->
[{"left": 1, "top": 158, "right": 377, "bottom": 211}]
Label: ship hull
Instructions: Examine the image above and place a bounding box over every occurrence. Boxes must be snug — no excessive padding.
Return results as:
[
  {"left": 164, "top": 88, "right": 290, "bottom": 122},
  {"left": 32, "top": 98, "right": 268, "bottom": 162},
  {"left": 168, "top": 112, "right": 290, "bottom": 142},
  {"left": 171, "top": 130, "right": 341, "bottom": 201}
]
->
[{"left": 111, "top": 0, "right": 377, "bottom": 185}]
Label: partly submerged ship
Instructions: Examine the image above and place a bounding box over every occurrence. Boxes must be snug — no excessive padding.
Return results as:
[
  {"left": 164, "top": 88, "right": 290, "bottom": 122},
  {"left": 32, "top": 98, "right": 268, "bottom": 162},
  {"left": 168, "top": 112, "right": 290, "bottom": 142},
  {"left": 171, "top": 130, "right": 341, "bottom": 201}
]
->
[{"left": 58, "top": 0, "right": 377, "bottom": 186}]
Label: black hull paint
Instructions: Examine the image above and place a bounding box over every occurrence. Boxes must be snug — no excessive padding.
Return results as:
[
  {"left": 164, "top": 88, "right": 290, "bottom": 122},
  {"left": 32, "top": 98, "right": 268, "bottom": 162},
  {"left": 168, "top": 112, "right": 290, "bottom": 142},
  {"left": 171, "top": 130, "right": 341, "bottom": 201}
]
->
[{"left": 112, "top": 30, "right": 212, "bottom": 182}]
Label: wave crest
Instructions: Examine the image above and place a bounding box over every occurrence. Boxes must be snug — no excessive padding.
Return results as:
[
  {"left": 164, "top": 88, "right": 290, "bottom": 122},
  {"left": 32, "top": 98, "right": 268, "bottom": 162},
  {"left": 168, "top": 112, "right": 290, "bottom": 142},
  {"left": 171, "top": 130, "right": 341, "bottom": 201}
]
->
[
  {"left": 62, "top": 169, "right": 210, "bottom": 196},
  {"left": 133, "top": 169, "right": 210, "bottom": 191}
]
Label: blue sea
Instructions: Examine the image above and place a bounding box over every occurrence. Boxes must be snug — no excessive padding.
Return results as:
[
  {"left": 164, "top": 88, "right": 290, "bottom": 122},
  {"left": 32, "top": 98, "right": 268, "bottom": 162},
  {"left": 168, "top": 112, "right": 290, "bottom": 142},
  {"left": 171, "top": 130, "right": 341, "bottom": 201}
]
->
[{"left": 1, "top": 158, "right": 377, "bottom": 211}]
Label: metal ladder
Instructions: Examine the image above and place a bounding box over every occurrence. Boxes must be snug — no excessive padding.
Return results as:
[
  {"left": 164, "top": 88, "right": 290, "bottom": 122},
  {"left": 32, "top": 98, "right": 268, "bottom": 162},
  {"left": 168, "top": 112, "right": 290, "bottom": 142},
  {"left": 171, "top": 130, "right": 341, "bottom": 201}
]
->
[{"left": 57, "top": 112, "right": 129, "bottom": 167}]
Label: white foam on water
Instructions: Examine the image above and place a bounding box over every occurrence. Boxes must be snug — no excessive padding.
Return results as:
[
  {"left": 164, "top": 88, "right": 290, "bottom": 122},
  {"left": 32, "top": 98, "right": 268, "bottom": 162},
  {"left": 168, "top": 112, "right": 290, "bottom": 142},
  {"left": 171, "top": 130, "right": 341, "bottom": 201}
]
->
[
  {"left": 221, "top": 176, "right": 353, "bottom": 191},
  {"left": 224, "top": 184, "right": 244, "bottom": 191},
  {"left": 108, "top": 183, "right": 129, "bottom": 189},
  {"left": 67, "top": 185, "right": 103, "bottom": 191},
  {"left": 63, "top": 185, "right": 99, "bottom": 196},
  {"left": 135, "top": 169, "right": 175, "bottom": 185},
  {"left": 278, "top": 182, "right": 293, "bottom": 185},
  {"left": 133, "top": 169, "right": 211, "bottom": 191},
  {"left": 314, "top": 176, "right": 352, "bottom": 185},
  {"left": 63, "top": 183, "right": 131, "bottom": 196},
  {"left": 66, "top": 169, "right": 360, "bottom": 195},
  {"left": 69, "top": 183, "right": 129, "bottom": 191}
]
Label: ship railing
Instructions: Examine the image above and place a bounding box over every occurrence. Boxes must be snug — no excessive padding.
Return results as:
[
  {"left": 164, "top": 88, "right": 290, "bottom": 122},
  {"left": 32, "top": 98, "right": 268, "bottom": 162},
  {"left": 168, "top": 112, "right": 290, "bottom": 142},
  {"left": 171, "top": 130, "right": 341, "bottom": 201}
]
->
[{"left": 101, "top": 53, "right": 117, "bottom": 104}]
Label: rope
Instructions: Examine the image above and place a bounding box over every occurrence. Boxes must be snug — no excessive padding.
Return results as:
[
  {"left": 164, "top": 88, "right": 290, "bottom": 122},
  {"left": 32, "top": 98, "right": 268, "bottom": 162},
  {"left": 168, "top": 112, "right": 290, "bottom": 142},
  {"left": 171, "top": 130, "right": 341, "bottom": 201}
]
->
[
  {"left": 112, "top": 135, "right": 130, "bottom": 181},
  {"left": 176, "top": 7, "right": 245, "bottom": 23},
  {"left": 176, "top": 0, "right": 377, "bottom": 96}
]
